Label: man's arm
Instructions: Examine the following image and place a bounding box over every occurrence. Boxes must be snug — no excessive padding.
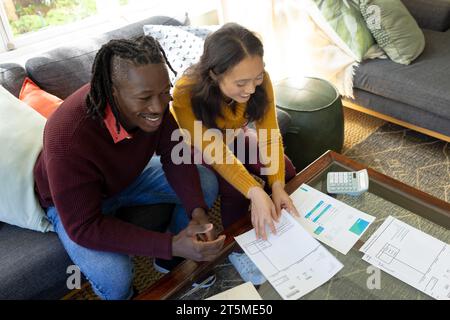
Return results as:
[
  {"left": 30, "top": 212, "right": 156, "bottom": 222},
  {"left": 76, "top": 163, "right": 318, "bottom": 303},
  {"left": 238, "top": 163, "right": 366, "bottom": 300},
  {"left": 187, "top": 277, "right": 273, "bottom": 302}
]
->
[{"left": 47, "top": 155, "right": 173, "bottom": 259}]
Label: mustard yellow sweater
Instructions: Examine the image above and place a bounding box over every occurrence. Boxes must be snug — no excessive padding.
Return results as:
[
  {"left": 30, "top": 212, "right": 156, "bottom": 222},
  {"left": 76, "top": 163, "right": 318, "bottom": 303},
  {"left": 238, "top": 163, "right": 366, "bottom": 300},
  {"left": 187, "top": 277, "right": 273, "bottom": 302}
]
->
[{"left": 170, "top": 72, "right": 285, "bottom": 197}]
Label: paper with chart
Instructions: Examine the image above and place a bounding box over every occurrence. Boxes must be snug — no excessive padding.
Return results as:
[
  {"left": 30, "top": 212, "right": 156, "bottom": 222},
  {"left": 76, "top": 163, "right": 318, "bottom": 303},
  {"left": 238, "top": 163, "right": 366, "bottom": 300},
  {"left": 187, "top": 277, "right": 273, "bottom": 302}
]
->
[
  {"left": 206, "top": 282, "right": 262, "bottom": 300},
  {"left": 234, "top": 211, "right": 343, "bottom": 300},
  {"left": 360, "top": 216, "right": 450, "bottom": 300},
  {"left": 289, "top": 183, "right": 375, "bottom": 254}
]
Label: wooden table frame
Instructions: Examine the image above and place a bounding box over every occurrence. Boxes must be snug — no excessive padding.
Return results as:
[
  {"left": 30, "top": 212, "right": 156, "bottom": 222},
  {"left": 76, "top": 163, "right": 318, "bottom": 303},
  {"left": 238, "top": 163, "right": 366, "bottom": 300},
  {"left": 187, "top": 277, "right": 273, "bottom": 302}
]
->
[{"left": 136, "top": 150, "right": 450, "bottom": 300}]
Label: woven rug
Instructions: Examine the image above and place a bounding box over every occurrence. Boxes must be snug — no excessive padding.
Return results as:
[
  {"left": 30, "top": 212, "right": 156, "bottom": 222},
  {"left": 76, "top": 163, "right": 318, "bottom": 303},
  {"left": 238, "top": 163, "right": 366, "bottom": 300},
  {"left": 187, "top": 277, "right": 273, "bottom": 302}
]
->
[
  {"left": 343, "top": 121, "right": 450, "bottom": 201},
  {"left": 65, "top": 109, "right": 449, "bottom": 300}
]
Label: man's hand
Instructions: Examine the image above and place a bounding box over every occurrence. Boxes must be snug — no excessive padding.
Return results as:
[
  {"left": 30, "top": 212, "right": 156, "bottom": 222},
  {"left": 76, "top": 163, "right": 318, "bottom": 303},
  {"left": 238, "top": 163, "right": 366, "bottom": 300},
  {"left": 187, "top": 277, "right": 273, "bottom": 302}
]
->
[
  {"left": 191, "top": 208, "right": 216, "bottom": 241},
  {"left": 271, "top": 181, "right": 300, "bottom": 218},
  {"left": 247, "top": 186, "right": 277, "bottom": 241},
  {"left": 172, "top": 222, "right": 226, "bottom": 261}
]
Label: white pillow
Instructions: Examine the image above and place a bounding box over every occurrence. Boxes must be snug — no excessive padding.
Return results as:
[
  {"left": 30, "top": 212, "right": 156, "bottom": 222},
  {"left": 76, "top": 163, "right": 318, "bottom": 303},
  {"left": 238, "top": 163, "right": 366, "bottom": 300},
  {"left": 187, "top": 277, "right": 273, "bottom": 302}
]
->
[
  {"left": 143, "top": 25, "right": 219, "bottom": 83},
  {"left": 0, "top": 85, "right": 53, "bottom": 232}
]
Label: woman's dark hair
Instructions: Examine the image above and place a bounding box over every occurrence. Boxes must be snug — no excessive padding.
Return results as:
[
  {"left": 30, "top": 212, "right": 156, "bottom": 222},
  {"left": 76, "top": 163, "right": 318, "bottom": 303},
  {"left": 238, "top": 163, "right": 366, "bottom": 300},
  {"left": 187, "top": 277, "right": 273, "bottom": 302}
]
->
[
  {"left": 86, "top": 35, "right": 176, "bottom": 132},
  {"left": 187, "top": 23, "right": 268, "bottom": 129}
]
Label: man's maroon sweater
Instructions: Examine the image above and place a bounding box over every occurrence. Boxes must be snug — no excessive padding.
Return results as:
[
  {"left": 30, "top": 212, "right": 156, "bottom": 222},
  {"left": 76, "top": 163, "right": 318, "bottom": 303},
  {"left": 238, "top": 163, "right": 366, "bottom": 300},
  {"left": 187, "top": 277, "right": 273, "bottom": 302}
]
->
[{"left": 34, "top": 85, "right": 207, "bottom": 259}]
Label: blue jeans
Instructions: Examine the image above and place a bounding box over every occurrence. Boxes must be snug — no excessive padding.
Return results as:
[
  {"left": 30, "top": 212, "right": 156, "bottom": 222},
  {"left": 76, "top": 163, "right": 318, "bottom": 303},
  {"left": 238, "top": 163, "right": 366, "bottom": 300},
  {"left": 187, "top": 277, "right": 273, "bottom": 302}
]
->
[{"left": 46, "top": 156, "right": 218, "bottom": 300}]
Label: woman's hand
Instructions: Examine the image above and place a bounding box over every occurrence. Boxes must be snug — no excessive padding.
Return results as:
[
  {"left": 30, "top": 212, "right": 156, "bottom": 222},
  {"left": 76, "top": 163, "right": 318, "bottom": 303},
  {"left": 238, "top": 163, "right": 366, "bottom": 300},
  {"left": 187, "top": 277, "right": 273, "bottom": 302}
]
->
[
  {"left": 247, "top": 186, "right": 277, "bottom": 240},
  {"left": 271, "top": 181, "right": 300, "bottom": 218}
]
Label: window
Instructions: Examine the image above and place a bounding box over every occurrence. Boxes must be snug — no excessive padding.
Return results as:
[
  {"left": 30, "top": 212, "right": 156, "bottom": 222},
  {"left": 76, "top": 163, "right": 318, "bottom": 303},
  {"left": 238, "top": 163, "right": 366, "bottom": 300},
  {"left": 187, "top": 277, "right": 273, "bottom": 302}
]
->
[
  {"left": 4, "top": 0, "right": 99, "bottom": 37},
  {"left": 0, "top": 0, "right": 218, "bottom": 53}
]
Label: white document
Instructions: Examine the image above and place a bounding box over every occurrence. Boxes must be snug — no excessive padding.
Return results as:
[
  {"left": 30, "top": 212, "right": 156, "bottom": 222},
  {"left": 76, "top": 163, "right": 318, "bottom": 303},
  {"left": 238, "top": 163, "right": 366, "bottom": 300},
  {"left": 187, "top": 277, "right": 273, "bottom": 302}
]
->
[
  {"left": 234, "top": 211, "right": 343, "bottom": 300},
  {"left": 290, "top": 183, "right": 375, "bottom": 254},
  {"left": 206, "top": 282, "right": 262, "bottom": 300},
  {"left": 361, "top": 216, "right": 450, "bottom": 300}
]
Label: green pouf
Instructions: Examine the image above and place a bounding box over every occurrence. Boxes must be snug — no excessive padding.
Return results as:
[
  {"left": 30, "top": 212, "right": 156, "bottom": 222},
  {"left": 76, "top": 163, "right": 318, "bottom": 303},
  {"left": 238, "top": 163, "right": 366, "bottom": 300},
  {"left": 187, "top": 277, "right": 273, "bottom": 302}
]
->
[{"left": 275, "top": 77, "right": 344, "bottom": 171}]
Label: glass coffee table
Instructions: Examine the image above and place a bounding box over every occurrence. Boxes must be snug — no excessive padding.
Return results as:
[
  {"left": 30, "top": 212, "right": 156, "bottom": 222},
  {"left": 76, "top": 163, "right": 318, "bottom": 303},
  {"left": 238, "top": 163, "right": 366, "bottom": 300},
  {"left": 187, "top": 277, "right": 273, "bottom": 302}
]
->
[{"left": 136, "top": 151, "right": 450, "bottom": 300}]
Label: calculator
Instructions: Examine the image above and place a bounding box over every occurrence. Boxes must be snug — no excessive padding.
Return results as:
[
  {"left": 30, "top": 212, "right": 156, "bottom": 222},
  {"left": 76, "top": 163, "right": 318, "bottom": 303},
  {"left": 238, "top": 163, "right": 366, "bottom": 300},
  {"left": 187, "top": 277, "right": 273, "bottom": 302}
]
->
[{"left": 326, "top": 169, "right": 369, "bottom": 196}]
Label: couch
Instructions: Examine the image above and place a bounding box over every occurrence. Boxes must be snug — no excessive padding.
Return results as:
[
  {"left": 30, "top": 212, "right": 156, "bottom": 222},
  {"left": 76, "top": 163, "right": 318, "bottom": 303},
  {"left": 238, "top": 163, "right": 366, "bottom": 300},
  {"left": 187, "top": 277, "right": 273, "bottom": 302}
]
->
[
  {"left": 344, "top": 0, "right": 450, "bottom": 141},
  {"left": 0, "top": 16, "right": 291, "bottom": 299}
]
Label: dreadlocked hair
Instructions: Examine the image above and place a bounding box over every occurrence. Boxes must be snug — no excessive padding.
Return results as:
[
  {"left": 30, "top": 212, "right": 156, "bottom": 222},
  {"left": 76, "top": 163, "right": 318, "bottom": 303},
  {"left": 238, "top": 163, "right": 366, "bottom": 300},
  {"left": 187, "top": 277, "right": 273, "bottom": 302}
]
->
[{"left": 86, "top": 35, "right": 176, "bottom": 132}]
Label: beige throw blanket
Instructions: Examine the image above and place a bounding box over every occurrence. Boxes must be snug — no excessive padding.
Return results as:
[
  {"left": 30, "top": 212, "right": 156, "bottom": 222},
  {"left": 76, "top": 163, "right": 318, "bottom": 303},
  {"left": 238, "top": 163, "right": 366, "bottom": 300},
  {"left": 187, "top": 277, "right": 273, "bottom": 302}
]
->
[{"left": 268, "top": 0, "right": 385, "bottom": 98}]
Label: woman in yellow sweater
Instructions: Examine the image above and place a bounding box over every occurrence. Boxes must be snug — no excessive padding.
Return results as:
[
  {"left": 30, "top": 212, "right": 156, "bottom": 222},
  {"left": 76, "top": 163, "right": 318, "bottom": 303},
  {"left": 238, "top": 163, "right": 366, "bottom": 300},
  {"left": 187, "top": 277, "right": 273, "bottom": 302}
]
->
[{"left": 171, "top": 23, "right": 299, "bottom": 284}]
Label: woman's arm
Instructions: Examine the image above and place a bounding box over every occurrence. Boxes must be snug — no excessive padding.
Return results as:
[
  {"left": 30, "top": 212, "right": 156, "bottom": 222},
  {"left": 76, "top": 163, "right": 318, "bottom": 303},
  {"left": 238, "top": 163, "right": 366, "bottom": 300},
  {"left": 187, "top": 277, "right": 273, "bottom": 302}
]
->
[
  {"left": 170, "top": 79, "right": 261, "bottom": 198},
  {"left": 255, "top": 72, "right": 286, "bottom": 188}
]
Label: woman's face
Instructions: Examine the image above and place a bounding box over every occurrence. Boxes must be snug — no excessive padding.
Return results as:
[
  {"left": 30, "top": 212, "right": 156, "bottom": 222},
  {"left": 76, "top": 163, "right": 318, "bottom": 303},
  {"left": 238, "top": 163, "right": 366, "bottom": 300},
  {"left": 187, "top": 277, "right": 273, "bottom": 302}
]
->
[
  {"left": 216, "top": 55, "right": 265, "bottom": 104},
  {"left": 112, "top": 63, "right": 171, "bottom": 133}
]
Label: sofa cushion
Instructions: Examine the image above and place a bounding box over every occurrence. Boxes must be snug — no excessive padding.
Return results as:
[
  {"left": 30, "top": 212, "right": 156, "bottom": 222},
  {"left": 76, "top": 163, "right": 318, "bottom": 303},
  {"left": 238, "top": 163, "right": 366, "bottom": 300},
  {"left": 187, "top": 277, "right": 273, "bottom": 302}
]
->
[
  {"left": 308, "top": 0, "right": 375, "bottom": 61},
  {"left": 354, "top": 29, "right": 450, "bottom": 120},
  {"left": 143, "top": 25, "right": 218, "bottom": 83},
  {"left": 348, "top": 88, "right": 450, "bottom": 136},
  {"left": 0, "top": 223, "right": 73, "bottom": 299},
  {"left": 0, "top": 63, "right": 26, "bottom": 98},
  {"left": 360, "top": 0, "right": 425, "bottom": 65},
  {"left": 0, "top": 85, "right": 53, "bottom": 232},
  {"left": 25, "top": 16, "right": 183, "bottom": 99},
  {"left": 401, "top": 0, "right": 450, "bottom": 32},
  {"left": 19, "top": 77, "right": 63, "bottom": 118}
]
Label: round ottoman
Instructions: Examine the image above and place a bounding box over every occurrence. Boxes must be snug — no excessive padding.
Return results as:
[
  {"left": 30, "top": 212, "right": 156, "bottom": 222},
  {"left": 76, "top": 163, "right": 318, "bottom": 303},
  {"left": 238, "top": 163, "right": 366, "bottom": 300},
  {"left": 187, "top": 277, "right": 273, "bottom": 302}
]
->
[{"left": 275, "top": 77, "right": 344, "bottom": 171}]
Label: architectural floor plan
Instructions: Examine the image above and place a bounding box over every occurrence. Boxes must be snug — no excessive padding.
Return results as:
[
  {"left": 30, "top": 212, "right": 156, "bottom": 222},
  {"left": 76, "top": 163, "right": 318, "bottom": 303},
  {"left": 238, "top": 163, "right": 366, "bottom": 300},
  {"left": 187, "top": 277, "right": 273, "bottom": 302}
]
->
[
  {"left": 361, "top": 216, "right": 450, "bottom": 300},
  {"left": 235, "top": 211, "right": 343, "bottom": 300}
]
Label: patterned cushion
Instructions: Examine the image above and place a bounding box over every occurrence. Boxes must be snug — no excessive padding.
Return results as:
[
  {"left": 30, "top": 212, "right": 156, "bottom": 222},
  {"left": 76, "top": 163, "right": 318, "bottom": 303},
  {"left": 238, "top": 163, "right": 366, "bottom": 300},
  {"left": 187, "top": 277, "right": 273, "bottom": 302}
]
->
[
  {"left": 309, "top": 0, "right": 375, "bottom": 61},
  {"left": 360, "top": 0, "right": 425, "bottom": 65},
  {"left": 143, "top": 25, "right": 219, "bottom": 83}
]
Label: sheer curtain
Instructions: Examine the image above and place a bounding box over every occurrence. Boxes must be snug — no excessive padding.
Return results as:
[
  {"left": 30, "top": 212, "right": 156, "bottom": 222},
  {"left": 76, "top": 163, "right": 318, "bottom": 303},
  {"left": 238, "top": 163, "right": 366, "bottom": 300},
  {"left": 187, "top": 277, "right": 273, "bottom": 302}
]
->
[
  {"left": 219, "top": 0, "right": 365, "bottom": 97},
  {"left": 219, "top": 0, "right": 313, "bottom": 82}
]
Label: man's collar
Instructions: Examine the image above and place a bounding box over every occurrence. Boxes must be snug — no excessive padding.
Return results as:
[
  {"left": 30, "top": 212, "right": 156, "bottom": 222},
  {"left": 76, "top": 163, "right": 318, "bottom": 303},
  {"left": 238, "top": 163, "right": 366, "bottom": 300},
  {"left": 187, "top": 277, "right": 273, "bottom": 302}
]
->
[{"left": 103, "top": 104, "right": 132, "bottom": 143}]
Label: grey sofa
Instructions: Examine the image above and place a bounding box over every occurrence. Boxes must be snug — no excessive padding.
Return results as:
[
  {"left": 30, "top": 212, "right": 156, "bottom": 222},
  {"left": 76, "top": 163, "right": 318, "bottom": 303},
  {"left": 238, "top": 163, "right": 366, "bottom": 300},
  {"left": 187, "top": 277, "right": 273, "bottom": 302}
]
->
[
  {"left": 0, "top": 16, "right": 291, "bottom": 299},
  {"left": 344, "top": 0, "right": 450, "bottom": 140}
]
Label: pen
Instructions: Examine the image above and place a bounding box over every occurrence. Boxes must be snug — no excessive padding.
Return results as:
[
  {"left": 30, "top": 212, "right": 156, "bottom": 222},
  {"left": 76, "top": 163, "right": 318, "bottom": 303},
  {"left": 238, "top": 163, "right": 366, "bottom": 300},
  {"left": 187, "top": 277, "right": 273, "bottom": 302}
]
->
[{"left": 196, "top": 233, "right": 208, "bottom": 242}]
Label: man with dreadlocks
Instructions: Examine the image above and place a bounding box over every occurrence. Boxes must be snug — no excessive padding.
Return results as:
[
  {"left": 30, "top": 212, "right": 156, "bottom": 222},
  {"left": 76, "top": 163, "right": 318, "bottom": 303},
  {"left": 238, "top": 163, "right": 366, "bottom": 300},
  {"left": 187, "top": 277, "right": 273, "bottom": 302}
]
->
[{"left": 33, "top": 35, "right": 225, "bottom": 300}]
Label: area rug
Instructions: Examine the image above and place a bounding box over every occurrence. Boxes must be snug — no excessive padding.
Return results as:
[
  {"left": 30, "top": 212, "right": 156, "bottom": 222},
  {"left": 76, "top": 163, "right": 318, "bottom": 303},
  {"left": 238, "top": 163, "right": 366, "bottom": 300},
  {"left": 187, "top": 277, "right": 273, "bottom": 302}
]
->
[
  {"left": 343, "top": 122, "right": 449, "bottom": 201},
  {"left": 64, "top": 109, "right": 449, "bottom": 300}
]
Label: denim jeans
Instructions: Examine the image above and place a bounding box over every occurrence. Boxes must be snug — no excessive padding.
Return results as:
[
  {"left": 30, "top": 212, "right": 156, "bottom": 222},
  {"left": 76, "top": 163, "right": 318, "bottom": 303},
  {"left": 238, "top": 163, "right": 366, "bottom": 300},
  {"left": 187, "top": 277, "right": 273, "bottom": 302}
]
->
[{"left": 46, "top": 156, "right": 218, "bottom": 300}]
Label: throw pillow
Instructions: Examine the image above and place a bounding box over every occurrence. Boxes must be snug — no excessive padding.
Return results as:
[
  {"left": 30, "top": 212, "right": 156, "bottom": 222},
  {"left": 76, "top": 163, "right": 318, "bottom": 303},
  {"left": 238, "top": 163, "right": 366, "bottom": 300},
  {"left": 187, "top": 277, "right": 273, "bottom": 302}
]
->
[
  {"left": 19, "top": 77, "right": 63, "bottom": 119},
  {"left": 359, "top": 0, "right": 425, "bottom": 65},
  {"left": 143, "top": 25, "right": 219, "bottom": 83},
  {"left": 308, "top": 0, "right": 375, "bottom": 61},
  {"left": 0, "top": 85, "right": 53, "bottom": 232}
]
